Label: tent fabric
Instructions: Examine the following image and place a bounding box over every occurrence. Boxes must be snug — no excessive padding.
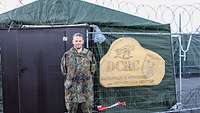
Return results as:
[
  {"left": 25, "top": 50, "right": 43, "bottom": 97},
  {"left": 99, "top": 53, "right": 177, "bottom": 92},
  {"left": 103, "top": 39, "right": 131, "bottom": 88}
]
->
[
  {"left": 0, "top": 0, "right": 160, "bottom": 27},
  {"left": 0, "top": 0, "right": 176, "bottom": 113}
]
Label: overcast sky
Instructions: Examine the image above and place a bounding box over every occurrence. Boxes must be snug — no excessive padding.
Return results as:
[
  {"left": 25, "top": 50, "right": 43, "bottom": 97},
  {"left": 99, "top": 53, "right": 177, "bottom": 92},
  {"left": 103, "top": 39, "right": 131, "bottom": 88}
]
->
[
  {"left": 1, "top": 0, "right": 199, "bottom": 14},
  {"left": 0, "top": 0, "right": 36, "bottom": 13},
  {"left": 1, "top": 0, "right": 200, "bottom": 32}
]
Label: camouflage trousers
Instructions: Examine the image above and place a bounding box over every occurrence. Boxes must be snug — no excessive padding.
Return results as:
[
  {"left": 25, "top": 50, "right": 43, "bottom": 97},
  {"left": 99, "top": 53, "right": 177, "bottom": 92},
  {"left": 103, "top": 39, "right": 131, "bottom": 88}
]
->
[{"left": 66, "top": 102, "right": 92, "bottom": 113}]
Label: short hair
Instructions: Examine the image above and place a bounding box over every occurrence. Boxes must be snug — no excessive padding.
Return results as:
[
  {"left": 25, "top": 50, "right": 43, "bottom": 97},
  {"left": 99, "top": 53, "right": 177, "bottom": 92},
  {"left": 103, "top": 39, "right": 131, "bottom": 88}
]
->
[{"left": 73, "top": 33, "right": 84, "bottom": 38}]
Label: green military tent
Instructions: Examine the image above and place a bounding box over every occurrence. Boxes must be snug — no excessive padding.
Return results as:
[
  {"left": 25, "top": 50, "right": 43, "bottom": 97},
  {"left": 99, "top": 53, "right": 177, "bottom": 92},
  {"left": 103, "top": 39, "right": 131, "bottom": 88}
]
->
[
  {"left": 0, "top": 0, "right": 176, "bottom": 113},
  {"left": 0, "top": 0, "right": 159, "bottom": 26}
]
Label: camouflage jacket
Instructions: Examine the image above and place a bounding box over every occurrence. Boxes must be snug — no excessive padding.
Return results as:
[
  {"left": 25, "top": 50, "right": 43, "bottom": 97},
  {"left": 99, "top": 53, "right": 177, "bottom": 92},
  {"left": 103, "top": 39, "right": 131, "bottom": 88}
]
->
[{"left": 61, "top": 47, "right": 96, "bottom": 103}]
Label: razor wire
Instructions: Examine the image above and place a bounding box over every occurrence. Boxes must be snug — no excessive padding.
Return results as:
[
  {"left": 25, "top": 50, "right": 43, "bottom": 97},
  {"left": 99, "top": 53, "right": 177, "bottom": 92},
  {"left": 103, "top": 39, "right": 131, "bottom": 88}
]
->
[{"left": 84, "top": 0, "right": 200, "bottom": 33}]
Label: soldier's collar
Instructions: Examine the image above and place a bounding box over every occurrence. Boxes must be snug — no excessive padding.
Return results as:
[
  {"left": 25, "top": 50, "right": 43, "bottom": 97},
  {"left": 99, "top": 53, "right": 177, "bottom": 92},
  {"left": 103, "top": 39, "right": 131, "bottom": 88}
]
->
[
  {"left": 81, "top": 48, "right": 89, "bottom": 54},
  {"left": 71, "top": 47, "right": 88, "bottom": 54}
]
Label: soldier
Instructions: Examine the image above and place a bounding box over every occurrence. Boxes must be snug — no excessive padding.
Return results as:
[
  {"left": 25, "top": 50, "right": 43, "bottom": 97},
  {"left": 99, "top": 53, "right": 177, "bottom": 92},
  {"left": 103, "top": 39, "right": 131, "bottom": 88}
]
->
[{"left": 61, "top": 33, "right": 96, "bottom": 113}]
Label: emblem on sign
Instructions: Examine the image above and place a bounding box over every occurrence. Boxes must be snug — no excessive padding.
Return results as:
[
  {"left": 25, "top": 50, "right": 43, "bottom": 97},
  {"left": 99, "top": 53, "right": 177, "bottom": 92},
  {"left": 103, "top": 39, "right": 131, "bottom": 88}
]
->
[{"left": 100, "top": 37, "right": 165, "bottom": 87}]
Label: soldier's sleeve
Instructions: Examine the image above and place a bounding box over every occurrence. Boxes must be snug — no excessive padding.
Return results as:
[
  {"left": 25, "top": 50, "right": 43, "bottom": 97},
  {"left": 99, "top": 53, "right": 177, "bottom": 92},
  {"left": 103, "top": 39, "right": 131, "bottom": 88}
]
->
[
  {"left": 90, "top": 52, "right": 97, "bottom": 75},
  {"left": 60, "top": 52, "right": 68, "bottom": 77}
]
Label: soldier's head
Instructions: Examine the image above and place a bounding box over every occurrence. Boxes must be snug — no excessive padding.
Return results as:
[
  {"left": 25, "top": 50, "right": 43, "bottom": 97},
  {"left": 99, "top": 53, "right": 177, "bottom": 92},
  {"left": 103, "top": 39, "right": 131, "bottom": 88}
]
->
[{"left": 72, "top": 33, "right": 84, "bottom": 52}]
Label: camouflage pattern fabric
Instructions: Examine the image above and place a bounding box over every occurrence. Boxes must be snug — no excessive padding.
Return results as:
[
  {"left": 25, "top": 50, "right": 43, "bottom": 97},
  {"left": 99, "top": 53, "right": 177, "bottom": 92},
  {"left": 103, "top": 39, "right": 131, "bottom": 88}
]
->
[{"left": 61, "top": 47, "right": 96, "bottom": 113}]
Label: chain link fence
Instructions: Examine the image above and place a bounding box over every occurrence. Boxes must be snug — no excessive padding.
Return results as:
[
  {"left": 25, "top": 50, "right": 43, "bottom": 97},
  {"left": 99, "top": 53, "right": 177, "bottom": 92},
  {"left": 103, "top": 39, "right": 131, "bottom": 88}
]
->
[
  {"left": 84, "top": 1, "right": 200, "bottom": 112},
  {"left": 88, "top": 29, "right": 200, "bottom": 113}
]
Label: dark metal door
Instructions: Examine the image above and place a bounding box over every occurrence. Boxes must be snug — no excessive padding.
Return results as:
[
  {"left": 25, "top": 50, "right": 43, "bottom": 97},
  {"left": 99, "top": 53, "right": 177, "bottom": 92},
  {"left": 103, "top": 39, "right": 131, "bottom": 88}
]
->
[
  {"left": 17, "top": 28, "right": 66, "bottom": 113},
  {"left": 1, "top": 26, "right": 90, "bottom": 113},
  {"left": 0, "top": 30, "right": 20, "bottom": 113}
]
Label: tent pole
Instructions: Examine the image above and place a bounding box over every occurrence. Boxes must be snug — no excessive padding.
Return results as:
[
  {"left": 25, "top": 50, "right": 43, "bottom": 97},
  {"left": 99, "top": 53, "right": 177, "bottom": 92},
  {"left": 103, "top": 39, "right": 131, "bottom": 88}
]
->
[
  {"left": 86, "top": 29, "right": 89, "bottom": 48},
  {"left": 178, "top": 13, "right": 183, "bottom": 109}
]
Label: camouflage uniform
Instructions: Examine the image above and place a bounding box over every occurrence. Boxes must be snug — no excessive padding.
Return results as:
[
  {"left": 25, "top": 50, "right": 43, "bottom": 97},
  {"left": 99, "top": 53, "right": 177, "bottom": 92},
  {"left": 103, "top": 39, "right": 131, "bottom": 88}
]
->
[{"left": 61, "top": 47, "right": 96, "bottom": 113}]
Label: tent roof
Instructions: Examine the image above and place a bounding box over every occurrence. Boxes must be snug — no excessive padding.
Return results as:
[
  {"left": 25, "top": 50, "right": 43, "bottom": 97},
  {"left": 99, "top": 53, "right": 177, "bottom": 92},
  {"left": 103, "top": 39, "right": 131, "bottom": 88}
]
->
[{"left": 0, "top": 0, "right": 160, "bottom": 27}]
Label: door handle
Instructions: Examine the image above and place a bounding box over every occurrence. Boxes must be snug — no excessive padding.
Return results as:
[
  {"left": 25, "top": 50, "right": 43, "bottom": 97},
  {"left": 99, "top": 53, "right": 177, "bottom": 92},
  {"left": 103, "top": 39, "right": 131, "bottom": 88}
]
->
[{"left": 20, "top": 67, "right": 28, "bottom": 73}]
